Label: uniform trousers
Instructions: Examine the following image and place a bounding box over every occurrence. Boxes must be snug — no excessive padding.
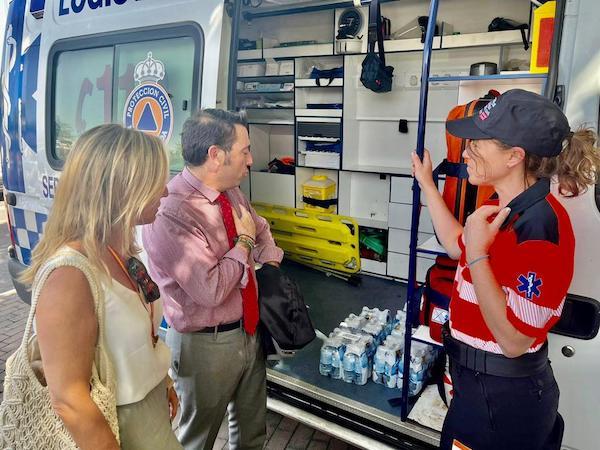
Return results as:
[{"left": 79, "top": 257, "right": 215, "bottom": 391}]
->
[{"left": 440, "top": 359, "right": 562, "bottom": 450}]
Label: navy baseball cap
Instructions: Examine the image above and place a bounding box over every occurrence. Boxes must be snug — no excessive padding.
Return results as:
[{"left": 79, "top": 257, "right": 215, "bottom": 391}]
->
[{"left": 446, "top": 89, "right": 571, "bottom": 157}]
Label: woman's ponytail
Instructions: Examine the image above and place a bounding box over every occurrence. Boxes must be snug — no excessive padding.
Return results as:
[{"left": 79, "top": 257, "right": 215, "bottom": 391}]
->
[{"left": 527, "top": 127, "right": 600, "bottom": 197}]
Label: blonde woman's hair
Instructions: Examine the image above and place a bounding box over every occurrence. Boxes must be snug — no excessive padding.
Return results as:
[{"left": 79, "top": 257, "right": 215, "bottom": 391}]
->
[
  {"left": 21, "top": 124, "right": 169, "bottom": 284},
  {"left": 525, "top": 127, "right": 600, "bottom": 196}
]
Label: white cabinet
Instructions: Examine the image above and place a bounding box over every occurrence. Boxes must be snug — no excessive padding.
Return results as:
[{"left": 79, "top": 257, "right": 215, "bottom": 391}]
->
[
  {"left": 250, "top": 172, "right": 295, "bottom": 208},
  {"left": 338, "top": 172, "right": 390, "bottom": 229},
  {"left": 361, "top": 258, "right": 388, "bottom": 276},
  {"left": 388, "top": 229, "right": 433, "bottom": 254},
  {"left": 390, "top": 176, "right": 445, "bottom": 206},
  {"left": 388, "top": 203, "right": 434, "bottom": 234},
  {"left": 247, "top": 123, "right": 296, "bottom": 208},
  {"left": 390, "top": 176, "right": 414, "bottom": 204},
  {"left": 387, "top": 252, "right": 435, "bottom": 283}
]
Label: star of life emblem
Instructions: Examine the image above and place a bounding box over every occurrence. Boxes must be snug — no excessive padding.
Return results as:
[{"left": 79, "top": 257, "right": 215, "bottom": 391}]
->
[{"left": 517, "top": 272, "right": 543, "bottom": 300}]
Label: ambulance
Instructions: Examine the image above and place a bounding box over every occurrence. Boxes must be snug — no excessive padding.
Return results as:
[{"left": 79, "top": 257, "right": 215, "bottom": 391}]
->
[{"left": 2, "top": 0, "right": 599, "bottom": 448}]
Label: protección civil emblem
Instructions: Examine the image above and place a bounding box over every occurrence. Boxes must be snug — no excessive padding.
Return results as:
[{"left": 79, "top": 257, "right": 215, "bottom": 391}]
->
[{"left": 123, "top": 52, "right": 173, "bottom": 142}]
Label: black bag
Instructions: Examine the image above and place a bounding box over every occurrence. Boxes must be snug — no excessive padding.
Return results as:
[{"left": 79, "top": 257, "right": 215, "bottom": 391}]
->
[
  {"left": 310, "top": 66, "right": 344, "bottom": 86},
  {"left": 360, "top": 0, "right": 394, "bottom": 93},
  {"left": 488, "top": 17, "right": 529, "bottom": 50},
  {"left": 257, "top": 264, "right": 316, "bottom": 357}
]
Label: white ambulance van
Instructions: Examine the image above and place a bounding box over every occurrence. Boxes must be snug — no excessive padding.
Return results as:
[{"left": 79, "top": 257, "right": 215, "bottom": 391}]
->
[{"left": 2, "top": 0, "right": 599, "bottom": 448}]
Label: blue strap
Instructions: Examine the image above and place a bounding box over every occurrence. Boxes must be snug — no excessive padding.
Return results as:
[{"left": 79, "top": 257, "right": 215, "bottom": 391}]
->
[{"left": 432, "top": 159, "right": 469, "bottom": 186}]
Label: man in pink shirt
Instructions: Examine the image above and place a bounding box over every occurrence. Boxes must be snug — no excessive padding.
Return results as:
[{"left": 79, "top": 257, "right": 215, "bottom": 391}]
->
[{"left": 142, "top": 109, "right": 283, "bottom": 450}]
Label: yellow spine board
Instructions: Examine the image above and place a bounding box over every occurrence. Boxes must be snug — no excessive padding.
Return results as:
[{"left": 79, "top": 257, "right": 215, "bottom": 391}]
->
[{"left": 253, "top": 202, "right": 361, "bottom": 273}]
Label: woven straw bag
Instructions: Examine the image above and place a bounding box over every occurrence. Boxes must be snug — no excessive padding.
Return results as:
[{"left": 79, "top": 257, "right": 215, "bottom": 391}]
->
[{"left": 0, "top": 248, "right": 119, "bottom": 449}]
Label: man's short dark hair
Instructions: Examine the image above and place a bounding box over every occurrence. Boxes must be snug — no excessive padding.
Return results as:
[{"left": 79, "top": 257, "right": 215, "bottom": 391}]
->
[{"left": 181, "top": 109, "right": 248, "bottom": 166}]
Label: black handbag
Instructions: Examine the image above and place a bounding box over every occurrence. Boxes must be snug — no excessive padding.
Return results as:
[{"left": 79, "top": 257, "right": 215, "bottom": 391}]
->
[
  {"left": 360, "top": 0, "right": 394, "bottom": 93},
  {"left": 256, "top": 264, "right": 316, "bottom": 358}
]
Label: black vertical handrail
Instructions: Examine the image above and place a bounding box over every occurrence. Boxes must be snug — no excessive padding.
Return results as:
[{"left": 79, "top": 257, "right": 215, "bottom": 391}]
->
[
  {"left": 400, "top": 0, "right": 440, "bottom": 421},
  {"left": 228, "top": 0, "right": 243, "bottom": 111},
  {"left": 546, "top": 0, "right": 566, "bottom": 104}
]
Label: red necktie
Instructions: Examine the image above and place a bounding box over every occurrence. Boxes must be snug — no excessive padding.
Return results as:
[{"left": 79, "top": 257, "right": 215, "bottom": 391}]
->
[{"left": 216, "top": 193, "right": 259, "bottom": 335}]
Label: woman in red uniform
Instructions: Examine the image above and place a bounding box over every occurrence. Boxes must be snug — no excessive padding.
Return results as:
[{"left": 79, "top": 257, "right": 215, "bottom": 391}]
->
[{"left": 412, "top": 89, "right": 600, "bottom": 450}]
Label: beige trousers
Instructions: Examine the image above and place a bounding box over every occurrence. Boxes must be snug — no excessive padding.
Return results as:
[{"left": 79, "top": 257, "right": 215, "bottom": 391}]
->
[
  {"left": 117, "top": 378, "right": 183, "bottom": 450},
  {"left": 166, "top": 327, "right": 267, "bottom": 450}
]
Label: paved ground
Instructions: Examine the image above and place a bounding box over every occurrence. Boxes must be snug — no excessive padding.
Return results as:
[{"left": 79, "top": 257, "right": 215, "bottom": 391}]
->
[
  {"left": 0, "top": 203, "right": 29, "bottom": 395},
  {"left": 0, "top": 203, "right": 357, "bottom": 449}
]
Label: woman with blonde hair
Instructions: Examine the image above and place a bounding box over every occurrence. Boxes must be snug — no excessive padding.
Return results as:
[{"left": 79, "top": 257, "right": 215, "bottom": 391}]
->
[
  {"left": 21, "top": 124, "right": 182, "bottom": 449},
  {"left": 412, "top": 89, "right": 600, "bottom": 449}
]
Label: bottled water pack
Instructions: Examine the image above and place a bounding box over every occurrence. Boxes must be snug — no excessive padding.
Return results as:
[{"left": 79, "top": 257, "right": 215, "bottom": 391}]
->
[{"left": 319, "top": 307, "right": 439, "bottom": 394}]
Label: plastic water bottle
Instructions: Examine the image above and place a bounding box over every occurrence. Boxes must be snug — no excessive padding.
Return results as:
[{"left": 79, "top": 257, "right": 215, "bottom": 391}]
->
[
  {"left": 343, "top": 345, "right": 359, "bottom": 383},
  {"left": 361, "top": 306, "right": 390, "bottom": 324},
  {"left": 355, "top": 346, "right": 371, "bottom": 385},
  {"left": 331, "top": 339, "right": 344, "bottom": 379},
  {"left": 372, "top": 346, "right": 386, "bottom": 385},
  {"left": 409, "top": 379, "right": 424, "bottom": 396},
  {"left": 362, "top": 321, "right": 385, "bottom": 345},
  {"left": 319, "top": 337, "right": 339, "bottom": 376},
  {"left": 394, "top": 310, "right": 406, "bottom": 326},
  {"left": 372, "top": 336, "right": 402, "bottom": 388},
  {"left": 362, "top": 307, "right": 393, "bottom": 337},
  {"left": 341, "top": 314, "right": 365, "bottom": 331},
  {"left": 390, "top": 322, "right": 406, "bottom": 341}
]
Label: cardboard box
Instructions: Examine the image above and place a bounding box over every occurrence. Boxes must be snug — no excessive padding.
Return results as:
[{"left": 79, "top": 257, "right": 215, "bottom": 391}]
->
[{"left": 238, "top": 63, "right": 265, "bottom": 77}]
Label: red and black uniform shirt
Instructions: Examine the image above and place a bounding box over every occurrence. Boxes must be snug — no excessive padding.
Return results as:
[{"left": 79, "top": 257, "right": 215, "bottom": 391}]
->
[{"left": 449, "top": 179, "right": 575, "bottom": 354}]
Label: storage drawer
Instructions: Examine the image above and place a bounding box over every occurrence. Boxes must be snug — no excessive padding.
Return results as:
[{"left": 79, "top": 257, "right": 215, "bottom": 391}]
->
[
  {"left": 387, "top": 252, "right": 435, "bottom": 282},
  {"left": 297, "top": 121, "right": 341, "bottom": 139},
  {"left": 361, "top": 258, "right": 387, "bottom": 276},
  {"left": 390, "top": 176, "right": 413, "bottom": 204},
  {"left": 390, "top": 176, "right": 445, "bottom": 206},
  {"left": 237, "top": 62, "right": 265, "bottom": 77},
  {"left": 388, "top": 228, "right": 433, "bottom": 254},
  {"left": 388, "top": 203, "right": 434, "bottom": 233}
]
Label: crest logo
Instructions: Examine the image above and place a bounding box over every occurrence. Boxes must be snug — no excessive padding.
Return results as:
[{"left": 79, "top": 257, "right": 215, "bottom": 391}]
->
[{"left": 123, "top": 52, "right": 173, "bottom": 142}]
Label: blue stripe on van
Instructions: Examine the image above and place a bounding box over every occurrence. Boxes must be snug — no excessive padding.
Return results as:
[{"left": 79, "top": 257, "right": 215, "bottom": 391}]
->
[
  {"left": 19, "top": 247, "right": 32, "bottom": 266},
  {"left": 35, "top": 212, "right": 47, "bottom": 233},
  {"left": 9, "top": 206, "right": 47, "bottom": 266},
  {"left": 30, "top": 0, "right": 45, "bottom": 13},
  {"left": 12, "top": 207, "right": 26, "bottom": 229}
]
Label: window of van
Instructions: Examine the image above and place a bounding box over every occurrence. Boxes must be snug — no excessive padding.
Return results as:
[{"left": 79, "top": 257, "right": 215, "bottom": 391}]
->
[
  {"left": 49, "top": 26, "right": 203, "bottom": 172},
  {"left": 54, "top": 46, "right": 113, "bottom": 159}
]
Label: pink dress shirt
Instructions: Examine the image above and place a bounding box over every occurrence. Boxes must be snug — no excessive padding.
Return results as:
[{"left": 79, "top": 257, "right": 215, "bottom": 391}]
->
[{"left": 142, "top": 168, "right": 284, "bottom": 333}]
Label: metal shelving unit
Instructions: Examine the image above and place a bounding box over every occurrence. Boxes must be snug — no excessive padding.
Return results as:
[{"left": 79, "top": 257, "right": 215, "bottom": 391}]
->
[{"left": 429, "top": 73, "right": 547, "bottom": 82}]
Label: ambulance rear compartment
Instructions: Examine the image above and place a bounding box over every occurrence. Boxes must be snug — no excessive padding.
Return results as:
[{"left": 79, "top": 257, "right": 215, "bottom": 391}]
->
[{"left": 230, "top": 1, "right": 548, "bottom": 447}]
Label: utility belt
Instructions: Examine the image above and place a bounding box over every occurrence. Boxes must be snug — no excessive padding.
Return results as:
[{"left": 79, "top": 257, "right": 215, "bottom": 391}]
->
[{"left": 442, "top": 324, "right": 548, "bottom": 378}]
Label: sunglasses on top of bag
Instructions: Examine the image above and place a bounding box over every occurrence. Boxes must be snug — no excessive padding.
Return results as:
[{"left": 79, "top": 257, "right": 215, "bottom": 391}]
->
[{"left": 125, "top": 257, "right": 160, "bottom": 303}]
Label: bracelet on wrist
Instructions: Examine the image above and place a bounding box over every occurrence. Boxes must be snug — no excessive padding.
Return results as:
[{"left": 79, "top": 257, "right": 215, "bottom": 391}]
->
[
  {"left": 235, "top": 240, "right": 253, "bottom": 252},
  {"left": 234, "top": 236, "right": 255, "bottom": 251},
  {"left": 236, "top": 235, "right": 255, "bottom": 246},
  {"left": 237, "top": 234, "right": 256, "bottom": 244},
  {"left": 467, "top": 254, "right": 489, "bottom": 268}
]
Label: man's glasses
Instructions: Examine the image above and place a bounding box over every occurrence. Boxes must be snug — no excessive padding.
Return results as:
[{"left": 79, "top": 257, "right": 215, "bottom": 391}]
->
[{"left": 126, "top": 257, "right": 160, "bottom": 303}]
